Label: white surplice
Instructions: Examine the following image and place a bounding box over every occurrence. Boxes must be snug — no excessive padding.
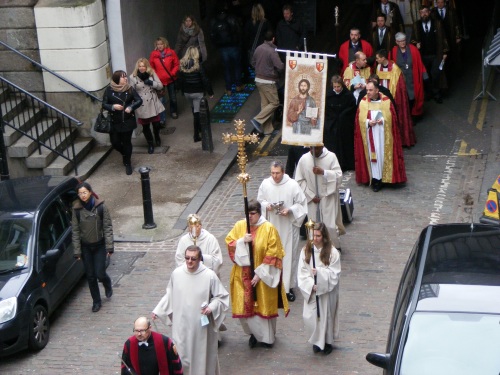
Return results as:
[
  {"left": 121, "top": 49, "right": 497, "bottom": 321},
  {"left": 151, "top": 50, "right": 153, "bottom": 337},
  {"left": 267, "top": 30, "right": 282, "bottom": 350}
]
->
[
  {"left": 365, "top": 108, "right": 385, "bottom": 180},
  {"left": 295, "top": 148, "right": 346, "bottom": 247},
  {"left": 153, "top": 263, "right": 229, "bottom": 375},
  {"left": 298, "top": 245, "right": 341, "bottom": 350},
  {"left": 175, "top": 229, "right": 223, "bottom": 276},
  {"left": 257, "top": 174, "right": 307, "bottom": 292}
]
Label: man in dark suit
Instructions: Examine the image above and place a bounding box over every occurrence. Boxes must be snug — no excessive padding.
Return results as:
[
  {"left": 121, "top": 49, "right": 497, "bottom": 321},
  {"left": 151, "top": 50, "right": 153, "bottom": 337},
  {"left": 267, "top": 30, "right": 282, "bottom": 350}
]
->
[
  {"left": 372, "top": 14, "right": 395, "bottom": 56},
  {"left": 371, "top": 0, "right": 405, "bottom": 35},
  {"left": 412, "top": 5, "right": 449, "bottom": 103}
]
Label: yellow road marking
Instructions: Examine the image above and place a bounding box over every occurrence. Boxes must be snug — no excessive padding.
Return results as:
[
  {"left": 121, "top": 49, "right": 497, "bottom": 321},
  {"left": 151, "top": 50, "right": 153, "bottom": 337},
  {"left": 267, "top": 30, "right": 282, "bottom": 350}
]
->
[
  {"left": 476, "top": 76, "right": 494, "bottom": 131},
  {"left": 260, "top": 130, "right": 281, "bottom": 156}
]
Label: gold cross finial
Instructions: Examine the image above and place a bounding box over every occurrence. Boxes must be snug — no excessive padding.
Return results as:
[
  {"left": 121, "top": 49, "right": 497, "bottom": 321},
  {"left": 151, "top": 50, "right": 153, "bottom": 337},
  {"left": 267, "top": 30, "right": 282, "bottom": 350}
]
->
[{"left": 222, "top": 119, "right": 259, "bottom": 192}]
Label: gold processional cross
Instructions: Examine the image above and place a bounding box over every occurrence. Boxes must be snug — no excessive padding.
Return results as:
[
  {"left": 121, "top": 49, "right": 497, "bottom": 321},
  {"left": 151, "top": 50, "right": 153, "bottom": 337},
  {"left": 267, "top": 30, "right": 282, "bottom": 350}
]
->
[{"left": 222, "top": 119, "right": 260, "bottom": 306}]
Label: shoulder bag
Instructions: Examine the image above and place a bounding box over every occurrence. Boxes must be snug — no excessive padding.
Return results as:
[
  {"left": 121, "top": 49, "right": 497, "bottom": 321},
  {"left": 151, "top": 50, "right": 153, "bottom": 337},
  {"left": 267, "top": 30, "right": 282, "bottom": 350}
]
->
[
  {"left": 248, "top": 20, "right": 264, "bottom": 64},
  {"left": 94, "top": 108, "right": 111, "bottom": 133}
]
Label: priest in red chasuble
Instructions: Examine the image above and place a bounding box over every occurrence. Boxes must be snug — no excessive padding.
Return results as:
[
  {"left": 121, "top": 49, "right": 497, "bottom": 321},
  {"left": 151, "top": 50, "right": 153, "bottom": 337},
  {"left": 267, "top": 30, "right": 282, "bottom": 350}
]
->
[{"left": 354, "top": 81, "right": 407, "bottom": 192}]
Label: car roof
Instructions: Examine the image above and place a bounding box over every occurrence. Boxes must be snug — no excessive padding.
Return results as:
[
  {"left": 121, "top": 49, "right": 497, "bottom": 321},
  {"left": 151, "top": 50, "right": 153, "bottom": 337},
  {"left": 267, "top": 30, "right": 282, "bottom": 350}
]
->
[
  {"left": 415, "top": 223, "right": 500, "bottom": 314},
  {"left": 0, "top": 176, "right": 79, "bottom": 212}
]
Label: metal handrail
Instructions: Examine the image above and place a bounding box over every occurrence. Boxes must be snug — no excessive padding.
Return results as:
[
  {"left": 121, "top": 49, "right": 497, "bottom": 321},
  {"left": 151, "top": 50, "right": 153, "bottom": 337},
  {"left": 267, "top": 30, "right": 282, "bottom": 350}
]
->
[
  {"left": 0, "top": 77, "right": 83, "bottom": 125},
  {"left": 0, "top": 39, "right": 102, "bottom": 103},
  {"left": 0, "top": 76, "right": 83, "bottom": 175}
]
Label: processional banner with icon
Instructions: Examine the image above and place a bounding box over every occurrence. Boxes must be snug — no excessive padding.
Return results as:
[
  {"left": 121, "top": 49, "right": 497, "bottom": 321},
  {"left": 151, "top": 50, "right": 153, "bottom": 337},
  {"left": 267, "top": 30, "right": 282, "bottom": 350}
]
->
[{"left": 281, "top": 52, "right": 328, "bottom": 147}]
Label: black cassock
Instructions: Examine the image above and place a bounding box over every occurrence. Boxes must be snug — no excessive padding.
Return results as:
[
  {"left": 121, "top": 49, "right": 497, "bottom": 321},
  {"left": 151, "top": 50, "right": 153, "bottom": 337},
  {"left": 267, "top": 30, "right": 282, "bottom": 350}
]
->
[{"left": 324, "top": 88, "right": 357, "bottom": 171}]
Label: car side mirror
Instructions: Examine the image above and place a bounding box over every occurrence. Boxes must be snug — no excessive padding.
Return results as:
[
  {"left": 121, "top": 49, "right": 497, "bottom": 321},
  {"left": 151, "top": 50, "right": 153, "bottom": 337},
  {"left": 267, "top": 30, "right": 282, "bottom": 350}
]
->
[
  {"left": 366, "top": 352, "right": 390, "bottom": 369},
  {"left": 41, "top": 248, "right": 61, "bottom": 263}
]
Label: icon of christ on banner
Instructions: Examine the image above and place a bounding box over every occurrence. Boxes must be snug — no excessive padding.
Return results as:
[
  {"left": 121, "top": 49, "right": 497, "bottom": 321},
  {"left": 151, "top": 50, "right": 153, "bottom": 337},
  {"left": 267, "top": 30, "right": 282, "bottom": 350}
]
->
[{"left": 282, "top": 53, "right": 328, "bottom": 147}]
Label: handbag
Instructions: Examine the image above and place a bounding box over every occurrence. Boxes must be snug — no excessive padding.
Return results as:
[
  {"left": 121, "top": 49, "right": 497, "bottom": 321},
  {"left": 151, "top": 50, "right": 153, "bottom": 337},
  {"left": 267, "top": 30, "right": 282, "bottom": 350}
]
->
[
  {"left": 158, "top": 57, "right": 178, "bottom": 91},
  {"left": 94, "top": 108, "right": 111, "bottom": 133},
  {"left": 248, "top": 20, "right": 264, "bottom": 65}
]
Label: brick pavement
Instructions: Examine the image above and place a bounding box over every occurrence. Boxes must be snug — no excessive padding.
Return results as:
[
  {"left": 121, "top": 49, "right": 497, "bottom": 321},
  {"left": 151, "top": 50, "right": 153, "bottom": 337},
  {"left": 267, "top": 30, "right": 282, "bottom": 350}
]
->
[{"left": 0, "top": 147, "right": 488, "bottom": 375}]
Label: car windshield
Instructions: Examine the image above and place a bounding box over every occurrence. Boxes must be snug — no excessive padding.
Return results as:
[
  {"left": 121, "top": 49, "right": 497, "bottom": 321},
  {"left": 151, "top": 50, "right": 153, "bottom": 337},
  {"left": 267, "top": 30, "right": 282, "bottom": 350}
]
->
[
  {"left": 400, "top": 311, "right": 500, "bottom": 375},
  {"left": 0, "top": 215, "right": 32, "bottom": 272}
]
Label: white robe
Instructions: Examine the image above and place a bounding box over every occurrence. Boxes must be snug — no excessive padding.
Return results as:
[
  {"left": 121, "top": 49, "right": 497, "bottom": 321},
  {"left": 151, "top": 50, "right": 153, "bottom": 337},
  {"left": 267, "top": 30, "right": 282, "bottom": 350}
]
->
[
  {"left": 153, "top": 264, "right": 229, "bottom": 375},
  {"left": 298, "top": 245, "right": 341, "bottom": 350},
  {"left": 365, "top": 108, "right": 385, "bottom": 180},
  {"left": 295, "top": 148, "right": 345, "bottom": 247},
  {"left": 175, "top": 229, "right": 223, "bottom": 276},
  {"left": 257, "top": 174, "right": 307, "bottom": 292}
]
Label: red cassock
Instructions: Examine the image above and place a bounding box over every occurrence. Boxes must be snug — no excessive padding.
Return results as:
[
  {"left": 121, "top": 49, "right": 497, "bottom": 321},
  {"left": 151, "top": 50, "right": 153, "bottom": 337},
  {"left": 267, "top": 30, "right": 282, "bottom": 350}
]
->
[
  {"left": 376, "top": 61, "right": 416, "bottom": 147},
  {"left": 338, "top": 40, "right": 373, "bottom": 74},
  {"left": 391, "top": 44, "right": 426, "bottom": 117},
  {"left": 354, "top": 94, "right": 407, "bottom": 185}
]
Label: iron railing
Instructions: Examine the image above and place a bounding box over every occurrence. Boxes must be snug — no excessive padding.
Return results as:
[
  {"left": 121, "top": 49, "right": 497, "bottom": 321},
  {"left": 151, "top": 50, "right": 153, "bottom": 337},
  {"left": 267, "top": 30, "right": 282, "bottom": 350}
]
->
[
  {"left": 0, "top": 39, "right": 102, "bottom": 103},
  {"left": 0, "top": 76, "right": 83, "bottom": 176}
]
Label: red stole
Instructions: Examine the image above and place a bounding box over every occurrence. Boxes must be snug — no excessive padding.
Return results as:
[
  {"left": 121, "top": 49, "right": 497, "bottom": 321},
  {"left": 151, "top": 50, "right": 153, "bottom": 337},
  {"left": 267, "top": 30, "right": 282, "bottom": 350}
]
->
[{"left": 129, "top": 332, "right": 170, "bottom": 375}]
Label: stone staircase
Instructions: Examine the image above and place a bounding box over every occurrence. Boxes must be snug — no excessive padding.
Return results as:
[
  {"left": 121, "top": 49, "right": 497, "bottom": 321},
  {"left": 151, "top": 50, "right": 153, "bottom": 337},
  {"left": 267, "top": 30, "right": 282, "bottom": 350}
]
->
[{"left": 0, "top": 85, "right": 111, "bottom": 179}]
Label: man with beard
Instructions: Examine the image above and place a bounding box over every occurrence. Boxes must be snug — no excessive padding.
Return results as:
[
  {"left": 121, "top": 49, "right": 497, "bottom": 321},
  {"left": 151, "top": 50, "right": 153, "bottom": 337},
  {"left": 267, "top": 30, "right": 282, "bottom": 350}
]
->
[
  {"left": 338, "top": 27, "right": 373, "bottom": 75},
  {"left": 354, "top": 82, "right": 407, "bottom": 192},
  {"left": 324, "top": 75, "right": 357, "bottom": 171},
  {"left": 286, "top": 78, "right": 318, "bottom": 135},
  {"left": 257, "top": 160, "right": 307, "bottom": 302},
  {"left": 412, "top": 5, "right": 448, "bottom": 103}
]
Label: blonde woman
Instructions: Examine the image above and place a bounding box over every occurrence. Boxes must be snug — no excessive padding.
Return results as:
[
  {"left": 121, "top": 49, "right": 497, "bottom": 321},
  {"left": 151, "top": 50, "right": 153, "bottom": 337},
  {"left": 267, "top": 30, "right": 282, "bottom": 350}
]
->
[
  {"left": 129, "top": 58, "right": 165, "bottom": 153},
  {"left": 178, "top": 47, "right": 214, "bottom": 142},
  {"left": 174, "top": 15, "right": 208, "bottom": 63}
]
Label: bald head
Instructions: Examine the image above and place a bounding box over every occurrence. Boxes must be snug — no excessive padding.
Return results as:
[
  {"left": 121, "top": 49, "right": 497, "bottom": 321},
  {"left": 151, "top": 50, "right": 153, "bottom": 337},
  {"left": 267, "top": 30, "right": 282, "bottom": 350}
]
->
[{"left": 355, "top": 52, "right": 367, "bottom": 68}]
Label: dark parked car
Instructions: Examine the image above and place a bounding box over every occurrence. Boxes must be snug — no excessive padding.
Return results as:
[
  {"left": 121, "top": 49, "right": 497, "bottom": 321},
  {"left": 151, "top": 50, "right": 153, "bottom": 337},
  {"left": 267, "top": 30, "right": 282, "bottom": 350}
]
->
[
  {"left": 0, "top": 176, "right": 84, "bottom": 356},
  {"left": 366, "top": 223, "right": 500, "bottom": 374}
]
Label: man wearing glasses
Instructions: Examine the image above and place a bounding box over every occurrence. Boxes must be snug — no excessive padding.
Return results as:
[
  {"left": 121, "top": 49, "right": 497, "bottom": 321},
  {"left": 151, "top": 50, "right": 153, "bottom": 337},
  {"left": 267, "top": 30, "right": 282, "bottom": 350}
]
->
[
  {"left": 226, "top": 199, "right": 289, "bottom": 348},
  {"left": 121, "top": 316, "right": 183, "bottom": 375},
  {"left": 152, "top": 246, "right": 229, "bottom": 375}
]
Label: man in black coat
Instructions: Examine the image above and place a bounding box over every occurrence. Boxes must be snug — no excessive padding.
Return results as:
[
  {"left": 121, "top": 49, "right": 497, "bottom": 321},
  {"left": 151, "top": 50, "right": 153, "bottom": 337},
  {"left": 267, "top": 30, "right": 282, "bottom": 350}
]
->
[{"left": 276, "top": 4, "right": 306, "bottom": 61}]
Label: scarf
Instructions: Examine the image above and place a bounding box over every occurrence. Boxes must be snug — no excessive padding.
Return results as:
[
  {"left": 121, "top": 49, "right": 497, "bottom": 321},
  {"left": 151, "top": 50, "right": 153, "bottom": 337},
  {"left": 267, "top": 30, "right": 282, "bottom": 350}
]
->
[
  {"left": 183, "top": 24, "right": 195, "bottom": 36},
  {"left": 136, "top": 71, "right": 150, "bottom": 81},
  {"left": 82, "top": 196, "right": 95, "bottom": 212},
  {"left": 110, "top": 80, "right": 130, "bottom": 93}
]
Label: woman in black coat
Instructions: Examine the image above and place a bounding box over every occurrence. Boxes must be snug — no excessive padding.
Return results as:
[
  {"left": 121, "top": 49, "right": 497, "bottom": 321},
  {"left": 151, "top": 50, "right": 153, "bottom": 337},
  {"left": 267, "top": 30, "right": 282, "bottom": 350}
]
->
[
  {"left": 102, "top": 70, "right": 142, "bottom": 175},
  {"left": 178, "top": 46, "right": 214, "bottom": 142},
  {"left": 324, "top": 75, "right": 357, "bottom": 171}
]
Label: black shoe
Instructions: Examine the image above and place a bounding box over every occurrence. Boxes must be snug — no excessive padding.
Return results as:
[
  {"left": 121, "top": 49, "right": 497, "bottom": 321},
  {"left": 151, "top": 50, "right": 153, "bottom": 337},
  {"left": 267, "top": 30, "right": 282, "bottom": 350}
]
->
[
  {"left": 159, "top": 121, "right": 166, "bottom": 129},
  {"left": 105, "top": 286, "right": 113, "bottom": 298},
  {"left": 92, "top": 302, "right": 101, "bottom": 313},
  {"left": 263, "top": 342, "right": 274, "bottom": 348},
  {"left": 125, "top": 164, "right": 133, "bottom": 175},
  {"left": 171, "top": 113, "right": 178, "bottom": 119},
  {"left": 148, "top": 144, "right": 154, "bottom": 154},
  {"left": 249, "top": 334, "right": 257, "bottom": 348},
  {"left": 323, "top": 344, "right": 333, "bottom": 355},
  {"left": 372, "top": 179, "right": 382, "bottom": 192},
  {"left": 194, "top": 134, "right": 201, "bottom": 142},
  {"left": 313, "top": 345, "right": 322, "bottom": 353},
  {"left": 286, "top": 290, "right": 296, "bottom": 302}
]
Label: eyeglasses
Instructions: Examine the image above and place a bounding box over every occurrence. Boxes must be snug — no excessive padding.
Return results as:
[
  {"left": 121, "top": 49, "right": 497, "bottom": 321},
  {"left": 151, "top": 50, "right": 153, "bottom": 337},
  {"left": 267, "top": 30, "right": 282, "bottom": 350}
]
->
[
  {"left": 133, "top": 328, "right": 149, "bottom": 334},
  {"left": 248, "top": 212, "right": 259, "bottom": 216},
  {"left": 185, "top": 256, "right": 199, "bottom": 261}
]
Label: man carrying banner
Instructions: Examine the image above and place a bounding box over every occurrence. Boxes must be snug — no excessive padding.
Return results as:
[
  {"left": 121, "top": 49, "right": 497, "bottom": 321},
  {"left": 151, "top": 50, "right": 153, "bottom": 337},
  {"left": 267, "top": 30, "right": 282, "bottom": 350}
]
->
[
  {"left": 354, "top": 81, "right": 407, "bottom": 192},
  {"left": 286, "top": 78, "right": 318, "bottom": 135},
  {"left": 295, "top": 147, "right": 345, "bottom": 250}
]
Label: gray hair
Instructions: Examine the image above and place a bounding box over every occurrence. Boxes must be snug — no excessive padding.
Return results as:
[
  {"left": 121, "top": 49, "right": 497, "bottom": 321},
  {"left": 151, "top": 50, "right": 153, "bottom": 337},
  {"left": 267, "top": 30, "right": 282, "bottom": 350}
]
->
[{"left": 395, "top": 32, "right": 406, "bottom": 41}]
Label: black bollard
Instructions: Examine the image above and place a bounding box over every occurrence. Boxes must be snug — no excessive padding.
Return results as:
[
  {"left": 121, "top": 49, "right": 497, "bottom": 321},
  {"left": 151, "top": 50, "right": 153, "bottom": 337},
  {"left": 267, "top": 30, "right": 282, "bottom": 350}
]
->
[
  {"left": 139, "top": 167, "right": 157, "bottom": 229},
  {"left": 199, "top": 97, "right": 214, "bottom": 153}
]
